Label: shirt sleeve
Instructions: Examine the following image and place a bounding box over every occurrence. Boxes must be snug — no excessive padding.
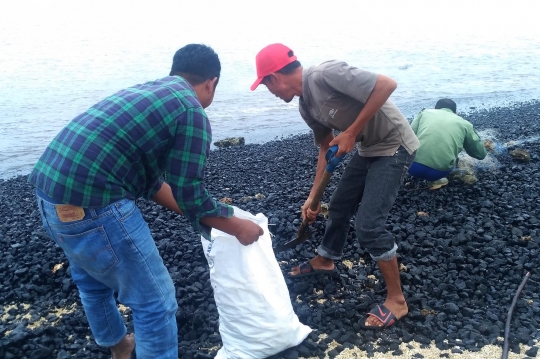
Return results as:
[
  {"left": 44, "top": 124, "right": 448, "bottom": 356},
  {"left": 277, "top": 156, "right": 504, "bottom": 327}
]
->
[
  {"left": 463, "top": 125, "right": 487, "bottom": 160},
  {"left": 166, "top": 107, "right": 233, "bottom": 239},
  {"left": 321, "top": 61, "right": 378, "bottom": 103},
  {"left": 142, "top": 179, "right": 164, "bottom": 200},
  {"left": 411, "top": 111, "right": 423, "bottom": 134}
]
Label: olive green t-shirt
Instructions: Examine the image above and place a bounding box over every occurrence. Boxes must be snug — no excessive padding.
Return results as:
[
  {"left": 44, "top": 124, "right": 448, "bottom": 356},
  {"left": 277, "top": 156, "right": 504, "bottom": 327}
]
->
[
  {"left": 299, "top": 60, "right": 419, "bottom": 156},
  {"left": 411, "top": 108, "right": 487, "bottom": 171}
]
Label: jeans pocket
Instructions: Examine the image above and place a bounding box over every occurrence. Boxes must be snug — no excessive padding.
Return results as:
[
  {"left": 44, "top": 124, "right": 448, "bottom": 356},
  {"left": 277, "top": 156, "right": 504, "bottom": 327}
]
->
[
  {"left": 57, "top": 226, "right": 119, "bottom": 275},
  {"left": 400, "top": 164, "right": 410, "bottom": 185},
  {"left": 393, "top": 147, "right": 414, "bottom": 185}
]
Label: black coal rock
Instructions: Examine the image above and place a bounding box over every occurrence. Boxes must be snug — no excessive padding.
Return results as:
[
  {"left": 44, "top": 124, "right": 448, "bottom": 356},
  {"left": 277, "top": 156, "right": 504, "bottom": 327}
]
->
[{"left": 1, "top": 101, "right": 539, "bottom": 358}]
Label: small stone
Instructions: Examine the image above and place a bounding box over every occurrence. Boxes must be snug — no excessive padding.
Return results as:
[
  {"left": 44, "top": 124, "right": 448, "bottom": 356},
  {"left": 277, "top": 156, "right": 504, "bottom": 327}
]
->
[
  {"left": 525, "top": 346, "right": 538, "bottom": 357},
  {"left": 509, "top": 148, "right": 531, "bottom": 162}
]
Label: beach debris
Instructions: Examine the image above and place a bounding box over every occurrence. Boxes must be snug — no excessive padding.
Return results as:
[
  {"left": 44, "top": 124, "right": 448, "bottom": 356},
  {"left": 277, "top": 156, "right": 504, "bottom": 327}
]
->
[
  {"left": 52, "top": 263, "right": 64, "bottom": 274},
  {"left": 421, "top": 308, "right": 438, "bottom": 316},
  {"left": 417, "top": 211, "right": 429, "bottom": 217},
  {"left": 509, "top": 148, "right": 531, "bottom": 162},
  {"left": 214, "top": 137, "right": 245, "bottom": 148},
  {"left": 219, "top": 197, "right": 233, "bottom": 204},
  {"left": 320, "top": 202, "right": 329, "bottom": 218},
  {"left": 483, "top": 139, "right": 496, "bottom": 153},
  {"left": 399, "top": 263, "right": 408, "bottom": 272},
  {"left": 241, "top": 193, "right": 266, "bottom": 202}
]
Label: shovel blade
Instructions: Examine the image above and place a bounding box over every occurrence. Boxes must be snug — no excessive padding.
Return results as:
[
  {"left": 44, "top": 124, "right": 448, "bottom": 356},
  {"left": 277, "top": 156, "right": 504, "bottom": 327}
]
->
[{"left": 273, "top": 229, "right": 316, "bottom": 253}]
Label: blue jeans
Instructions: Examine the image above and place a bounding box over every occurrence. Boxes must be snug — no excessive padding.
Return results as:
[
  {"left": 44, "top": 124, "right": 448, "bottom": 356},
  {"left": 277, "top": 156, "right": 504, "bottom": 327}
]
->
[
  {"left": 36, "top": 190, "right": 178, "bottom": 359},
  {"left": 408, "top": 161, "right": 452, "bottom": 181},
  {"left": 318, "top": 147, "right": 415, "bottom": 261}
]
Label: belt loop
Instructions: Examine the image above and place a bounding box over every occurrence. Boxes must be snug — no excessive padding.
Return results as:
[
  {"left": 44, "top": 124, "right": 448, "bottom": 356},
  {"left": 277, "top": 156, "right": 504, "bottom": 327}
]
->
[{"left": 90, "top": 208, "right": 97, "bottom": 218}]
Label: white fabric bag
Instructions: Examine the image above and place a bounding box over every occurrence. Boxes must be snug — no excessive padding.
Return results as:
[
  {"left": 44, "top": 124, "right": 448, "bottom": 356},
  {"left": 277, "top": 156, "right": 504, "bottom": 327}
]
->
[{"left": 201, "top": 206, "right": 312, "bottom": 359}]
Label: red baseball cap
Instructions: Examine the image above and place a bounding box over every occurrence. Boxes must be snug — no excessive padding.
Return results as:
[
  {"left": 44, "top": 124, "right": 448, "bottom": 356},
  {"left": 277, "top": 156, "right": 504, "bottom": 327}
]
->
[{"left": 250, "top": 43, "right": 297, "bottom": 91}]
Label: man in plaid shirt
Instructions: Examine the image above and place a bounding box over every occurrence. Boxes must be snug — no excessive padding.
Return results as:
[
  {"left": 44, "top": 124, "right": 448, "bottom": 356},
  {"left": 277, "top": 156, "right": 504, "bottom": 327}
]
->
[{"left": 29, "top": 44, "right": 263, "bottom": 359}]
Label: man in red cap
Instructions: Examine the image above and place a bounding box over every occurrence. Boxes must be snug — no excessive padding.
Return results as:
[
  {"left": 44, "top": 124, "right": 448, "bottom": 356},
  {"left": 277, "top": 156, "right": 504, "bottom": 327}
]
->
[{"left": 251, "top": 43, "right": 419, "bottom": 329}]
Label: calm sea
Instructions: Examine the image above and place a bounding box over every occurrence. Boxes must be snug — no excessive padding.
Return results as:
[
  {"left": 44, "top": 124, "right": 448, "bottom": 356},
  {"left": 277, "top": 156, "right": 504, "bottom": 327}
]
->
[{"left": 1, "top": 0, "right": 539, "bottom": 178}]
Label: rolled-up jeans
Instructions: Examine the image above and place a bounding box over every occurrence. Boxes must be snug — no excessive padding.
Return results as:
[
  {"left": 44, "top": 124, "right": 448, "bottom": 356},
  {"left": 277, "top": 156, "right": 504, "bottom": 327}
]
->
[
  {"left": 318, "top": 146, "right": 415, "bottom": 261},
  {"left": 36, "top": 190, "right": 178, "bottom": 359}
]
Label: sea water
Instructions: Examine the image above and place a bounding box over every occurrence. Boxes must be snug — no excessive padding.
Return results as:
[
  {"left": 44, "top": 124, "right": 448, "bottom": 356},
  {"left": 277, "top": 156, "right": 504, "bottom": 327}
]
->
[{"left": 1, "top": 0, "right": 539, "bottom": 178}]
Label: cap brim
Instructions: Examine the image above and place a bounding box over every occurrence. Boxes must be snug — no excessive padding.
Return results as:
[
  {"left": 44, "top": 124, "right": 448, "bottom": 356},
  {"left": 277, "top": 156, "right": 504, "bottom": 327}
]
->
[{"left": 250, "top": 77, "right": 263, "bottom": 91}]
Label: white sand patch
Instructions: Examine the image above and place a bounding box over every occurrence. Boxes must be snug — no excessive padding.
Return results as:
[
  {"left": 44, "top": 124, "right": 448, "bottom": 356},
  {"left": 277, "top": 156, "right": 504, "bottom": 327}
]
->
[
  {"left": 1, "top": 302, "right": 78, "bottom": 336},
  {"left": 299, "top": 339, "right": 534, "bottom": 359}
]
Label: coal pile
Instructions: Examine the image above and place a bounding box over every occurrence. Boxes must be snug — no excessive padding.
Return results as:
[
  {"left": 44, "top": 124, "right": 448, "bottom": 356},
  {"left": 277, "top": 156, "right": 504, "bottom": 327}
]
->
[{"left": 1, "top": 101, "right": 539, "bottom": 359}]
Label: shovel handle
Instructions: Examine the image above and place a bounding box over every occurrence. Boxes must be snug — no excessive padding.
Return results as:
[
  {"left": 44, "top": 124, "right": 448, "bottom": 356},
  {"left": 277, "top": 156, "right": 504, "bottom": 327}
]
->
[
  {"left": 309, "top": 170, "right": 332, "bottom": 211},
  {"left": 296, "top": 147, "right": 340, "bottom": 238},
  {"left": 296, "top": 170, "right": 332, "bottom": 237}
]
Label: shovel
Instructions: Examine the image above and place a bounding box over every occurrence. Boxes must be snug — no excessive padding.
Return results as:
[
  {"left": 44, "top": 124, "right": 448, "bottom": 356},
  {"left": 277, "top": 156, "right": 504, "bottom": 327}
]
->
[{"left": 274, "top": 145, "right": 345, "bottom": 252}]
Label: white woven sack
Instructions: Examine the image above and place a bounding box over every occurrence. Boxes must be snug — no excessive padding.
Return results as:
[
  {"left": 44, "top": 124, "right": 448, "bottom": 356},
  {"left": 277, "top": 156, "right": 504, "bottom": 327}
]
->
[{"left": 201, "top": 206, "right": 311, "bottom": 358}]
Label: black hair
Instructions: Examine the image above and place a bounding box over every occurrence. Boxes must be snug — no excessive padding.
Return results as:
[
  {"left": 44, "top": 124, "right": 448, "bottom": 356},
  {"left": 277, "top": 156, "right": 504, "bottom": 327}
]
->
[
  {"left": 435, "top": 98, "right": 457, "bottom": 113},
  {"left": 170, "top": 44, "right": 221, "bottom": 87}
]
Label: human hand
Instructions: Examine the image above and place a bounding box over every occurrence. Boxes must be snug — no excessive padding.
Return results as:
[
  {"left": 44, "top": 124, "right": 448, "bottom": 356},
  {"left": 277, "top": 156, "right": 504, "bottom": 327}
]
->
[
  {"left": 329, "top": 132, "right": 355, "bottom": 157},
  {"left": 235, "top": 219, "right": 264, "bottom": 246},
  {"left": 301, "top": 197, "right": 321, "bottom": 224}
]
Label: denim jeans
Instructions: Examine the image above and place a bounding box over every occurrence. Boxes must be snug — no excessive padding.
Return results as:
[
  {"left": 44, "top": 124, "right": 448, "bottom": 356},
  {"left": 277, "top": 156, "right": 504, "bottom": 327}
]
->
[
  {"left": 318, "top": 146, "right": 415, "bottom": 261},
  {"left": 408, "top": 161, "right": 452, "bottom": 181},
  {"left": 36, "top": 191, "right": 178, "bottom": 359}
]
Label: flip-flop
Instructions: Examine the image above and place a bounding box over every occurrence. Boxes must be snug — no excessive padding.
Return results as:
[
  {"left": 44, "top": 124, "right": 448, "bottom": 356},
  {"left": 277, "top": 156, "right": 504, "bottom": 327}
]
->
[
  {"left": 359, "top": 304, "right": 404, "bottom": 330},
  {"left": 289, "top": 261, "right": 337, "bottom": 278}
]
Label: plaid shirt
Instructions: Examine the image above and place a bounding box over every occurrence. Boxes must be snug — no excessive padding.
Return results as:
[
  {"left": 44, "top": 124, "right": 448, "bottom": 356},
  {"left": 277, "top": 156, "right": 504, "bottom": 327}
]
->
[{"left": 29, "top": 76, "right": 232, "bottom": 239}]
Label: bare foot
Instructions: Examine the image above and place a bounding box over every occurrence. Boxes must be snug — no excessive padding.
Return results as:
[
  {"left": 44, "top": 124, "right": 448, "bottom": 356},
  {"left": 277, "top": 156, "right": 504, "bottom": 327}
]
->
[
  {"left": 289, "top": 255, "right": 335, "bottom": 276},
  {"left": 364, "top": 298, "right": 408, "bottom": 328},
  {"left": 110, "top": 333, "right": 135, "bottom": 359}
]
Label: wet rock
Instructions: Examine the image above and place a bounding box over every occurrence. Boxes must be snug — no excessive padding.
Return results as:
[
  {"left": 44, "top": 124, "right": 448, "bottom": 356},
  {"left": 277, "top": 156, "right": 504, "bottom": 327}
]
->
[
  {"left": 525, "top": 346, "right": 538, "bottom": 357},
  {"left": 509, "top": 148, "right": 531, "bottom": 162},
  {"left": 1, "top": 101, "right": 540, "bottom": 358},
  {"left": 214, "top": 137, "right": 245, "bottom": 148}
]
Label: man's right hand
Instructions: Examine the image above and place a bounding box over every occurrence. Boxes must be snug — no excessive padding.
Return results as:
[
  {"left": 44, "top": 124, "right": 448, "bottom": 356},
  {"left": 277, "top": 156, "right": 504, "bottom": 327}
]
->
[
  {"left": 235, "top": 218, "right": 264, "bottom": 246},
  {"left": 301, "top": 197, "right": 321, "bottom": 223}
]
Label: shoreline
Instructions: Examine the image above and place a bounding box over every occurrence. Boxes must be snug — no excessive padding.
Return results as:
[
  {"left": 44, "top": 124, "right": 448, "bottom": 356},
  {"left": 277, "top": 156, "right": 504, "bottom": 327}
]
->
[
  {"left": 1, "top": 99, "right": 540, "bottom": 181},
  {"left": 1, "top": 101, "right": 539, "bottom": 358}
]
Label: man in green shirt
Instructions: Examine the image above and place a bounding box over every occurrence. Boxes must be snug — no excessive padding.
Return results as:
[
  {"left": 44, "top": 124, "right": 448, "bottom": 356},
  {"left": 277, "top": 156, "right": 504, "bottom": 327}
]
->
[{"left": 408, "top": 98, "right": 487, "bottom": 185}]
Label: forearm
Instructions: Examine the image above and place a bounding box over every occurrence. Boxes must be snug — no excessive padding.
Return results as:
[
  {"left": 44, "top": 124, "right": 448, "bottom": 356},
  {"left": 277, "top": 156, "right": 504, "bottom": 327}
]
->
[
  {"left": 152, "top": 182, "right": 183, "bottom": 214},
  {"left": 344, "top": 74, "right": 397, "bottom": 138},
  {"left": 310, "top": 133, "right": 333, "bottom": 197},
  {"left": 200, "top": 215, "right": 243, "bottom": 237}
]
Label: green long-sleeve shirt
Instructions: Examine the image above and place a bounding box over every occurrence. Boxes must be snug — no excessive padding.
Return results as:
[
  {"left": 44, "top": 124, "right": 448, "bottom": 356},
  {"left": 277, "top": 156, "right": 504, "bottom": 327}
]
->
[{"left": 411, "top": 108, "right": 487, "bottom": 171}]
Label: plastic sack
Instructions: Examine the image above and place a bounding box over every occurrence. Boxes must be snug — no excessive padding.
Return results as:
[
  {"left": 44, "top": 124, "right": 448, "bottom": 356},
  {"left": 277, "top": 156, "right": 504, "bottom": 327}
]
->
[{"left": 201, "top": 206, "right": 312, "bottom": 359}]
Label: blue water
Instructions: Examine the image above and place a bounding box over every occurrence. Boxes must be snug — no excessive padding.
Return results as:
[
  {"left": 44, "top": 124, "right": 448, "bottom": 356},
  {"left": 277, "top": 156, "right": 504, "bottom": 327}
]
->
[{"left": 1, "top": 0, "right": 539, "bottom": 178}]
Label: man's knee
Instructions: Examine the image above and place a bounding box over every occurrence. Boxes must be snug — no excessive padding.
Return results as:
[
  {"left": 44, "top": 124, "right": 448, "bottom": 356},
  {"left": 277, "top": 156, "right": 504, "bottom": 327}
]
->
[
  {"left": 369, "top": 243, "right": 398, "bottom": 261},
  {"left": 357, "top": 227, "right": 397, "bottom": 260}
]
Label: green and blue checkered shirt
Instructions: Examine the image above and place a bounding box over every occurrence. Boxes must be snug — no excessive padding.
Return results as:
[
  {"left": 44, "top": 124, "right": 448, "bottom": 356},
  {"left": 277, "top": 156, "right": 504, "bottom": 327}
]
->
[{"left": 29, "top": 76, "right": 232, "bottom": 239}]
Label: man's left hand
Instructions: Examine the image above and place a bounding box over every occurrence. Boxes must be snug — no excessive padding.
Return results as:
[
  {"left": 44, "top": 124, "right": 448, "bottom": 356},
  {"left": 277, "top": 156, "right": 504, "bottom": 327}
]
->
[{"left": 329, "top": 132, "right": 355, "bottom": 157}]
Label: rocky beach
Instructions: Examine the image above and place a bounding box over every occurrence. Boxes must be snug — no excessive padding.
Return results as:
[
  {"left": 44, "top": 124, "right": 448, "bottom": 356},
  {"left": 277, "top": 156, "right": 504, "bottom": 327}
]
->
[{"left": 1, "top": 101, "right": 539, "bottom": 359}]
